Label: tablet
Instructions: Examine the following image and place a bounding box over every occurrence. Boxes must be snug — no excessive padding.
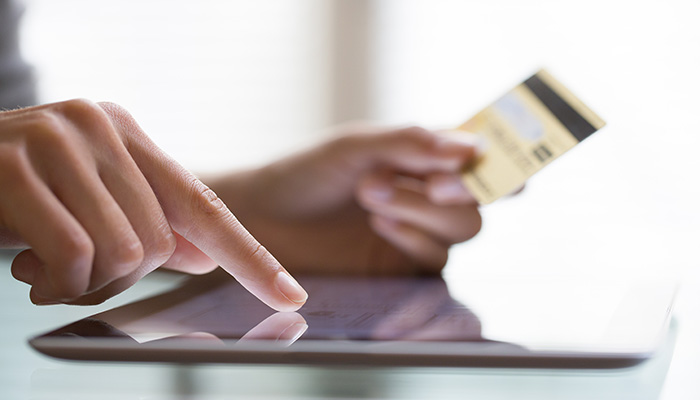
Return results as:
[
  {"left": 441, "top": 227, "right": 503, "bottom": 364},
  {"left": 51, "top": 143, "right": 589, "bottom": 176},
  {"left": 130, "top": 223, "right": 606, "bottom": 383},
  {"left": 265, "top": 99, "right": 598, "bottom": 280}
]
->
[{"left": 30, "top": 269, "right": 676, "bottom": 369}]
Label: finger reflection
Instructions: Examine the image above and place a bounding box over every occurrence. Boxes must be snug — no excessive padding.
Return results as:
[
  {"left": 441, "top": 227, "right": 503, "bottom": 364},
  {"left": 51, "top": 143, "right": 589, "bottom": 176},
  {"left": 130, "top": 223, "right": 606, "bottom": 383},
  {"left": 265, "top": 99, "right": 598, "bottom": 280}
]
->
[
  {"left": 297, "top": 276, "right": 483, "bottom": 342},
  {"left": 368, "top": 279, "right": 482, "bottom": 341},
  {"left": 239, "top": 312, "right": 307, "bottom": 346}
]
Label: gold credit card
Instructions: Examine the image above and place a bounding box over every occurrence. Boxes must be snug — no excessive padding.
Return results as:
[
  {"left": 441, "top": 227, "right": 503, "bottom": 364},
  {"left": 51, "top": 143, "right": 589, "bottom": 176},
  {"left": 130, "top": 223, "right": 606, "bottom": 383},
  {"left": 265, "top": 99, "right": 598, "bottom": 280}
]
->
[{"left": 459, "top": 69, "right": 606, "bottom": 204}]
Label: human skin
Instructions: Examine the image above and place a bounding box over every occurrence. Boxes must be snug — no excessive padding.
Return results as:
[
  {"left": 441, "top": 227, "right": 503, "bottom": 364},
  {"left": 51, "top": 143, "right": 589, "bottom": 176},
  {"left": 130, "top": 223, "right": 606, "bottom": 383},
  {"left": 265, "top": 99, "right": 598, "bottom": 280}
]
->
[
  {"left": 205, "top": 124, "right": 482, "bottom": 276},
  {"left": 0, "top": 99, "right": 307, "bottom": 310},
  {"left": 0, "top": 100, "right": 482, "bottom": 309}
]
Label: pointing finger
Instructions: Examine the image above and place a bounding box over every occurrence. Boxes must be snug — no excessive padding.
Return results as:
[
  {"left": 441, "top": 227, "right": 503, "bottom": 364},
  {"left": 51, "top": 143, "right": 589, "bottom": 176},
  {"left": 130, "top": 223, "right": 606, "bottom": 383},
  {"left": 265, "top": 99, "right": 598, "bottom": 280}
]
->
[{"left": 100, "top": 103, "right": 308, "bottom": 311}]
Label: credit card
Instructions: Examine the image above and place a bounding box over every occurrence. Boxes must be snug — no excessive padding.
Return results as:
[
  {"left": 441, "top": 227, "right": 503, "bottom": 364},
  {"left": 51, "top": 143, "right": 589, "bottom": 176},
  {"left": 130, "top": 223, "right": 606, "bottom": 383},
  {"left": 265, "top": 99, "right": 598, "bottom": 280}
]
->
[{"left": 458, "top": 69, "right": 605, "bottom": 204}]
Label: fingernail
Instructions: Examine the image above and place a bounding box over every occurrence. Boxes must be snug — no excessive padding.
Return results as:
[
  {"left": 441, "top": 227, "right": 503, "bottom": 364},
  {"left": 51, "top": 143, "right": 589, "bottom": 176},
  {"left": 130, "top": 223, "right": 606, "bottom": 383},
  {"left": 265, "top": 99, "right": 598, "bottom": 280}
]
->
[
  {"left": 433, "top": 176, "right": 469, "bottom": 199},
  {"left": 364, "top": 183, "right": 393, "bottom": 202},
  {"left": 275, "top": 272, "right": 308, "bottom": 304},
  {"left": 277, "top": 322, "right": 308, "bottom": 344}
]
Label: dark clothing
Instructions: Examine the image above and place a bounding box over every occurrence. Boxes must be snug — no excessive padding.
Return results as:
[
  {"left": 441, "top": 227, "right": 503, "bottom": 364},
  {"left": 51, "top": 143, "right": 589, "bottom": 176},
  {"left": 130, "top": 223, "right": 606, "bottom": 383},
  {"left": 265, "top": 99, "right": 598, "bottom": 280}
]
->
[{"left": 0, "top": 0, "right": 36, "bottom": 109}]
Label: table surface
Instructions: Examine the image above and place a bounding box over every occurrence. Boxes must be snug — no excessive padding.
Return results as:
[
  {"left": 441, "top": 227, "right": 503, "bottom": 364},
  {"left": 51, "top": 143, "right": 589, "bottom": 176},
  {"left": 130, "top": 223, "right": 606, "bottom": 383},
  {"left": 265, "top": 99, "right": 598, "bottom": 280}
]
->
[{"left": 1, "top": 250, "right": 699, "bottom": 400}]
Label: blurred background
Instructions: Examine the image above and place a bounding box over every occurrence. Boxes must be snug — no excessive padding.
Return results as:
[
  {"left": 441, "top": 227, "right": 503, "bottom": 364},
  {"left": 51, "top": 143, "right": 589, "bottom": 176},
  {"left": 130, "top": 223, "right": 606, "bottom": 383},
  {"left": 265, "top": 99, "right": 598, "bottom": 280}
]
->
[
  {"left": 16, "top": 0, "right": 700, "bottom": 282},
  {"left": 3, "top": 1, "right": 700, "bottom": 398}
]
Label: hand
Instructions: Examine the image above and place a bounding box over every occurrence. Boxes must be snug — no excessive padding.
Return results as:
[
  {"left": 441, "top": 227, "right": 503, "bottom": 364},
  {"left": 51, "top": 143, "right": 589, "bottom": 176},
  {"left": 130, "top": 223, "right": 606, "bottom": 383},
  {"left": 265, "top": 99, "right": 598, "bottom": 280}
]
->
[
  {"left": 207, "top": 125, "right": 482, "bottom": 275},
  {"left": 0, "top": 100, "right": 307, "bottom": 310}
]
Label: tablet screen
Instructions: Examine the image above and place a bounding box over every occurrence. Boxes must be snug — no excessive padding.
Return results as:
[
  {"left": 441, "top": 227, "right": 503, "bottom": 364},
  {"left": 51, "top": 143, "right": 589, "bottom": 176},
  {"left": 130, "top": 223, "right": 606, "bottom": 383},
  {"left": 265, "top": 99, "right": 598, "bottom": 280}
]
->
[
  {"left": 31, "top": 269, "right": 676, "bottom": 368},
  {"left": 44, "top": 273, "right": 485, "bottom": 343}
]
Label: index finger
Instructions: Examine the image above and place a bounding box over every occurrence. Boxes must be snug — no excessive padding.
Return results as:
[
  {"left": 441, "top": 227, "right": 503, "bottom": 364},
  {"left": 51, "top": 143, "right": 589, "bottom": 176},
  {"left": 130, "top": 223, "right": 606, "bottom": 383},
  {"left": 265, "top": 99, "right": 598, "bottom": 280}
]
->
[{"left": 100, "top": 103, "right": 307, "bottom": 311}]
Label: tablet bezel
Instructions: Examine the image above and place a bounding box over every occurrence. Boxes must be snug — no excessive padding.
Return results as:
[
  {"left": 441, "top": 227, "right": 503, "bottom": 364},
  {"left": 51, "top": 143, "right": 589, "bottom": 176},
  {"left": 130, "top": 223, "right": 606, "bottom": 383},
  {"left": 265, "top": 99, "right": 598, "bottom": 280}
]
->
[{"left": 29, "top": 271, "right": 676, "bottom": 369}]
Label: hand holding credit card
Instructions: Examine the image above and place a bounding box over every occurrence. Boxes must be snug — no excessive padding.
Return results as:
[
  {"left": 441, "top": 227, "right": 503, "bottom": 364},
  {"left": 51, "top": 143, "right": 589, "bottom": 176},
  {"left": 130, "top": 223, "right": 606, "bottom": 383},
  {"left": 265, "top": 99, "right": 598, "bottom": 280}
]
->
[{"left": 457, "top": 69, "right": 606, "bottom": 204}]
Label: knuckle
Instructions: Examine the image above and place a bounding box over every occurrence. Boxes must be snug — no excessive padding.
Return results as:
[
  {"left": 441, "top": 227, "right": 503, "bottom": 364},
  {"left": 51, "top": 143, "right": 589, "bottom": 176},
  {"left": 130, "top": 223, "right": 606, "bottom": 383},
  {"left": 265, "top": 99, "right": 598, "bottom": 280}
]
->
[
  {"left": 150, "top": 229, "right": 177, "bottom": 266},
  {"left": 57, "top": 99, "right": 120, "bottom": 138},
  {"left": 0, "top": 145, "right": 30, "bottom": 187},
  {"left": 398, "top": 125, "right": 432, "bottom": 142},
  {"left": 109, "top": 236, "right": 145, "bottom": 273},
  {"left": 59, "top": 234, "right": 94, "bottom": 271},
  {"left": 22, "top": 117, "right": 90, "bottom": 169},
  {"left": 25, "top": 111, "right": 71, "bottom": 148},
  {"left": 247, "top": 241, "right": 265, "bottom": 261},
  {"left": 58, "top": 98, "right": 102, "bottom": 117},
  {"left": 237, "top": 238, "right": 272, "bottom": 275},
  {"left": 190, "top": 179, "right": 231, "bottom": 219}
]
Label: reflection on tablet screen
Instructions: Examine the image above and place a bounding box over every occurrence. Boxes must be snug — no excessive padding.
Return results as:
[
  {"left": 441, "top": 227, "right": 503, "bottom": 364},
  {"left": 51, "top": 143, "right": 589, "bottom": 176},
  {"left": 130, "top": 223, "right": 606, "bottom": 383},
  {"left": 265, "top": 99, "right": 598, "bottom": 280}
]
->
[
  {"left": 49, "top": 272, "right": 485, "bottom": 346},
  {"left": 33, "top": 268, "right": 675, "bottom": 368}
]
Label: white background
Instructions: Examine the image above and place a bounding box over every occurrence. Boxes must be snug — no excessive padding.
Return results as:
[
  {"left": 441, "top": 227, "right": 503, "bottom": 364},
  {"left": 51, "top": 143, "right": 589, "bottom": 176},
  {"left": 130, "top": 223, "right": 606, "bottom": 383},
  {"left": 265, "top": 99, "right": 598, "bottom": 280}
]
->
[
  {"left": 21, "top": 0, "right": 333, "bottom": 172},
  {"left": 20, "top": 1, "right": 700, "bottom": 280},
  {"left": 15, "top": 1, "right": 700, "bottom": 398}
]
